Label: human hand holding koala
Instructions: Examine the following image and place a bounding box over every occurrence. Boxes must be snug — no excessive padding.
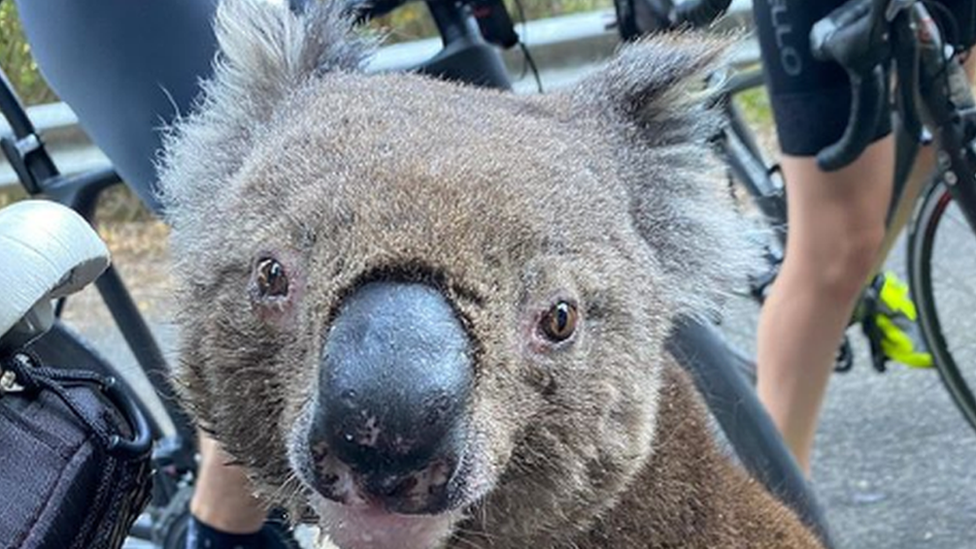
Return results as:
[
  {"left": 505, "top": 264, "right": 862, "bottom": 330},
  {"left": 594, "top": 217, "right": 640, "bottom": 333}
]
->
[{"left": 158, "top": 1, "right": 824, "bottom": 547}]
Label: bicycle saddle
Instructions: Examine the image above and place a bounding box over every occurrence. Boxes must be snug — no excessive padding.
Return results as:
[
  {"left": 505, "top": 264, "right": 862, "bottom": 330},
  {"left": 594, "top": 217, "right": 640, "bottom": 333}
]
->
[{"left": 0, "top": 200, "right": 109, "bottom": 350}]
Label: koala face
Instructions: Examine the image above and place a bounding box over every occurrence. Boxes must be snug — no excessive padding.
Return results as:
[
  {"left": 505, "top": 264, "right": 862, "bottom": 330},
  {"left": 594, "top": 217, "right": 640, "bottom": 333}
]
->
[
  {"left": 159, "top": 2, "right": 751, "bottom": 548},
  {"left": 182, "top": 84, "right": 670, "bottom": 545}
]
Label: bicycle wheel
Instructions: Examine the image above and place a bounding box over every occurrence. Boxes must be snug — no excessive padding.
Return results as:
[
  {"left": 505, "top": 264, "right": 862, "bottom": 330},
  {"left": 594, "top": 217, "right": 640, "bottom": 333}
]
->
[{"left": 908, "top": 178, "right": 976, "bottom": 432}]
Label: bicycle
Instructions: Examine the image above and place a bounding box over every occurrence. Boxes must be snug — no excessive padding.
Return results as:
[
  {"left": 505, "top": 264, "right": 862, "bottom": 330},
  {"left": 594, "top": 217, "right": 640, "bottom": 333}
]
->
[
  {"left": 1, "top": 0, "right": 832, "bottom": 546},
  {"left": 615, "top": 0, "right": 976, "bottom": 434}
]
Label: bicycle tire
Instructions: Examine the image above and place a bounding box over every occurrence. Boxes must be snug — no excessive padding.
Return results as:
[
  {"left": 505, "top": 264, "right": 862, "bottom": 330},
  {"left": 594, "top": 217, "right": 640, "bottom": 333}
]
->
[
  {"left": 908, "top": 178, "right": 976, "bottom": 433},
  {"left": 667, "top": 318, "right": 834, "bottom": 547}
]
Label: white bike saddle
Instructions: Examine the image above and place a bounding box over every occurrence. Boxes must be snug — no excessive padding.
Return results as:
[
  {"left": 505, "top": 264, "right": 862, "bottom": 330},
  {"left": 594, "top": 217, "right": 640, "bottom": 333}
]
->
[{"left": 0, "top": 200, "right": 110, "bottom": 348}]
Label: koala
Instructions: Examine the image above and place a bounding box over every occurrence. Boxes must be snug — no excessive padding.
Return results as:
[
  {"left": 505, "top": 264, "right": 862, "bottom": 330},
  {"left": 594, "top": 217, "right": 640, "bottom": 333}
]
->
[{"left": 158, "top": 1, "right": 824, "bottom": 548}]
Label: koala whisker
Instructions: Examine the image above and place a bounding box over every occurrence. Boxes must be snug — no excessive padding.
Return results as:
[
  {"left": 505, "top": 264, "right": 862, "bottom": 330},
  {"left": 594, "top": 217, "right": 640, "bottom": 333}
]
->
[
  {"left": 454, "top": 516, "right": 499, "bottom": 541},
  {"left": 267, "top": 470, "right": 304, "bottom": 512},
  {"left": 449, "top": 528, "right": 494, "bottom": 549},
  {"left": 478, "top": 502, "right": 490, "bottom": 536}
]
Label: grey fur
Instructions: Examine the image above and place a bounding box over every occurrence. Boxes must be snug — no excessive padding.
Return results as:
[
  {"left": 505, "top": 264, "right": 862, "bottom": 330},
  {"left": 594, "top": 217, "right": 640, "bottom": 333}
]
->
[
  {"left": 159, "top": 1, "right": 817, "bottom": 547},
  {"left": 158, "top": 0, "right": 373, "bottom": 253},
  {"left": 569, "top": 34, "right": 755, "bottom": 315}
]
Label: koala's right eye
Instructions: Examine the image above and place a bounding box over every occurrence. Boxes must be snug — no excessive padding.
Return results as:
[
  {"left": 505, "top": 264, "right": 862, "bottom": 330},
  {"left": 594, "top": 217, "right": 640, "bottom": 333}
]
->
[
  {"left": 254, "top": 257, "right": 289, "bottom": 298},
  {"left": 540, "top": 301, "right": 578, "bottom": 343}
]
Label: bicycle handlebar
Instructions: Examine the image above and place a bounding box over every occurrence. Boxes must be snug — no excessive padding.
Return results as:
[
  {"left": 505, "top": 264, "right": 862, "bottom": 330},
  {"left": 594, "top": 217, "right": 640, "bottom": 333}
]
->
[
  {"left": 809, "top": 0, "right": 893, "bottom": 171},
  {"left": 815, "top": 65, "right": 888, "bottom": 171},
  {"left": 624, "top": 0, "right": 894, "bottom": 171}
]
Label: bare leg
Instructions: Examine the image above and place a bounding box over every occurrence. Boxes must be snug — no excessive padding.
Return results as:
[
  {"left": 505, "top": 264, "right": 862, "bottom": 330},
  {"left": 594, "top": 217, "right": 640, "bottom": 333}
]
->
[
  {"left": 756, "top": 136, "right": 894, "bottom": 474},
  {"left": 190, "top": 433, "right": 268, "bottom": 533}
]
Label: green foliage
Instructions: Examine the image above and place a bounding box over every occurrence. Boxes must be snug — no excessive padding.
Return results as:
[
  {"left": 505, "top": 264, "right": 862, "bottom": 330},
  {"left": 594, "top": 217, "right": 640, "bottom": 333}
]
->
[
  {"left": 0, "top": 2, "right": 56, "bottom": 105},
  {"left": 374, "top": 0, "right": 612, "bottom": 43},
  {"left": 734, "top": 85, "right": 772, "bottom": 128},
  {"left": 0, "top": 185, "right": 26, "bottom": 208},
  {"left": 95, "top": 185, "right": 154, "bottom": 223}
]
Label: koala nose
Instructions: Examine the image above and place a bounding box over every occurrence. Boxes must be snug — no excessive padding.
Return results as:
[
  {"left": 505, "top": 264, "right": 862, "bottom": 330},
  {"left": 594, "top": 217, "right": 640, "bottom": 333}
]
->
[{"left": 310, "top": 282, "right": 472, "bottom": 503}]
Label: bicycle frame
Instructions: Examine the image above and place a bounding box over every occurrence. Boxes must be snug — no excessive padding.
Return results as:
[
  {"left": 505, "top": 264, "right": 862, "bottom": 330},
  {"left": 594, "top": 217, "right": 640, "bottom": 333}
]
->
[
  {"left": 715, "top": 72, "right": 925, "bottom": 255},
  {"left": 715, "top": 0, "right": 976, "bottom": 300},
  {"left": 906, "top": 4, "right": 976, "bottom": 232}
]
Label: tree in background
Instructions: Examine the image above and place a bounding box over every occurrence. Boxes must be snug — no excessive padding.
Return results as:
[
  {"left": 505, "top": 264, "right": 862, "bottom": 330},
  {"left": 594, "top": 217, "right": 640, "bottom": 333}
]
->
[{"left": 0, "top": 1, "right": 56, "bottom": 105}]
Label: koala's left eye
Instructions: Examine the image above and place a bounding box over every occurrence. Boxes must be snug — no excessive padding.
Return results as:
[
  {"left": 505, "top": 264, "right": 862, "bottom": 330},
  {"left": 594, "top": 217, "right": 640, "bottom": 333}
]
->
[
  {"left": 540, "top": 301, "right": 578, "bottom": 342},
  {"left": 255, "top": 257, "right": 289, "bottom": 298}
]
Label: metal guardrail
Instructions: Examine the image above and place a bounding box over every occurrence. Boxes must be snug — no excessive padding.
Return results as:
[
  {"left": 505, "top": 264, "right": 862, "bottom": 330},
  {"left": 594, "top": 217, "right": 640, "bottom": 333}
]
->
[{"left": 0, "top": 0, "right": 756, "bottom": 190}]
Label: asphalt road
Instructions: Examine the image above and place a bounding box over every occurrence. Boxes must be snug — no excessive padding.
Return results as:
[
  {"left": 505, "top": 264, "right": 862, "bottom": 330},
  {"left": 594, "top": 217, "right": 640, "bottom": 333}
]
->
[
  {"left": 59, "top": 66, "right": 976, "bottom": 548},
  {"left": 811, "top": 235, "right": 976, "bottom": 548},
  {"left": 719, "top": 223, "right": 976, "bottom": 548}
]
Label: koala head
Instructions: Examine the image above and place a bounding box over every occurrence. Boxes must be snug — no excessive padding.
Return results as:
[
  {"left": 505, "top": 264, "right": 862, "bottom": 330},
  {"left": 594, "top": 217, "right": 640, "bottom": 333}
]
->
[{"left": 158, "top": 1, "right": 751, "bottom": 547}]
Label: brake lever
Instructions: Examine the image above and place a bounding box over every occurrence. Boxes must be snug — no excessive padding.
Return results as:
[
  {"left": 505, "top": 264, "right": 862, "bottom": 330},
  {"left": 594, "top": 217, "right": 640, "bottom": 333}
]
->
[
  {"left": 892, "top": 11, "right": 923, "bottom": 142},
  {"left": 809, "top": 0, "right": 892, "bottom": 171},
  {"left": 818, "top": 66, "right": 888, "bottom": 170}
]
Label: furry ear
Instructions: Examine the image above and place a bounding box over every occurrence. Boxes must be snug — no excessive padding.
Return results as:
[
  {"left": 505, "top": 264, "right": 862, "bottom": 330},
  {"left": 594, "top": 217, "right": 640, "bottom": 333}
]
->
[
  {"left": 570, "top": 33, "right": 756, "bottom": 317},
  {"left": 157, "top": 0, "right": 373, "bottom": 232}
]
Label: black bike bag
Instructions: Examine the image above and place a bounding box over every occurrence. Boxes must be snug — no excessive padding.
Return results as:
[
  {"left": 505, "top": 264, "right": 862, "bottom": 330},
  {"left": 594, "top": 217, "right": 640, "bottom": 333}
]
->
[{"left": 0, "top": 352, "right": 153, "bottom": 549}]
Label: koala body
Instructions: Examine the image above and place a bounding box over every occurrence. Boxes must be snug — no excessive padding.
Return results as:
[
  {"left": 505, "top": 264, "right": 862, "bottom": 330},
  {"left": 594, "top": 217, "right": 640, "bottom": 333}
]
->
[{"left": 159, "top": 1, "right": 823, "bottom": 548}]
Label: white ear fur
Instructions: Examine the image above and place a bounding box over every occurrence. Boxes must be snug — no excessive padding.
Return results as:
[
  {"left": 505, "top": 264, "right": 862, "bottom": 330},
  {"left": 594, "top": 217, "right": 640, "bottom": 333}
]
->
[{"left": 570, "top": 33, "right": 758, "bottom": 317}]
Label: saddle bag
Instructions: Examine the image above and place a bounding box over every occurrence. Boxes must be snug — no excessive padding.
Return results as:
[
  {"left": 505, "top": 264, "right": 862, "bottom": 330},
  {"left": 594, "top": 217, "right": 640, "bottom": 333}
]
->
[{"left": 0, "top": 351, "right": 153, "bottom": 549}]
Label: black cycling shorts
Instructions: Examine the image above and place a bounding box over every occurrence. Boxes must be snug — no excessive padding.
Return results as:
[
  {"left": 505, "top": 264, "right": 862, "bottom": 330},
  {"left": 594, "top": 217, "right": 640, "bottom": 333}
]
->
[
  {"left": 752, "top": 0, "right": 892, "bottom": 157},
  {"left": 754, "top": 0, "right": 976, "bottom": 158}
]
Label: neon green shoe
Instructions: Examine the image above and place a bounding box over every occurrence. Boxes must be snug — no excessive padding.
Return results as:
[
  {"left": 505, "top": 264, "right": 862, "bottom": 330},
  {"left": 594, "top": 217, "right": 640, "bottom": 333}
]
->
[{"left": 873, "top": 272, "right": 933, "bottom": 368}]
